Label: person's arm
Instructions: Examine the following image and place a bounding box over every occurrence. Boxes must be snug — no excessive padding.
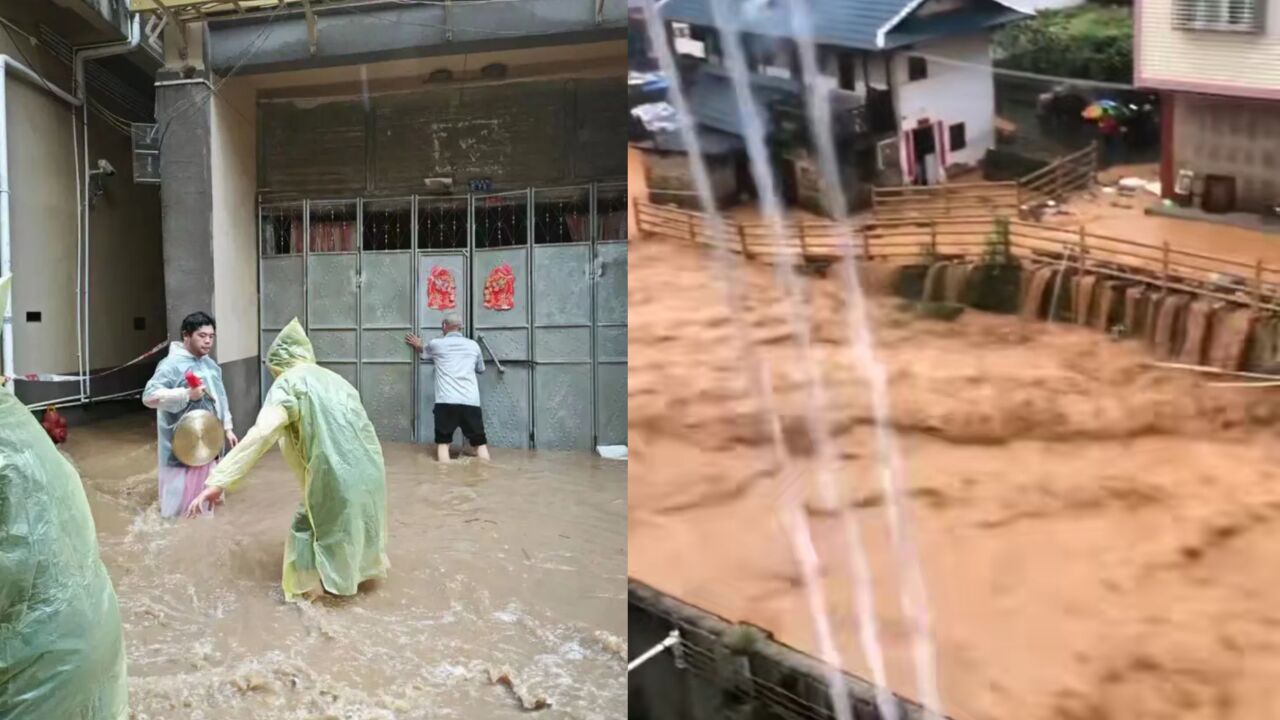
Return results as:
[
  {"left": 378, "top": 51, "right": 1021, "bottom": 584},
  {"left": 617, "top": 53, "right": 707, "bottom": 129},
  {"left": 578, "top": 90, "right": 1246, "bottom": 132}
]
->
[
  {"left": 211, "top": 368, "right": 237, "bottom": 446},
  {"left": 206, "top": 404, "right": 288, "bottom": 493},
  {"left": 420, "top": 338, "right": 435, "bottom": 364},
  {"left": 142, "top": 363, "right": 193, "bottom": 412},
  {"left": 474, "top": 343, "right": 485, "bottom": 374}
]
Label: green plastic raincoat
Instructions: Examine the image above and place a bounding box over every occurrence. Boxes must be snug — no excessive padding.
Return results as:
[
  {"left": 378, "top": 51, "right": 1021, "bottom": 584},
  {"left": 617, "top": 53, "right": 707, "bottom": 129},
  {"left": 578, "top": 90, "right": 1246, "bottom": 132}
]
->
[
  {"left": 0, "top": 274, "right": 129, "bottom": 719},
  {"left": 206, "top": 318, "right": 389, "bottom": 600}
]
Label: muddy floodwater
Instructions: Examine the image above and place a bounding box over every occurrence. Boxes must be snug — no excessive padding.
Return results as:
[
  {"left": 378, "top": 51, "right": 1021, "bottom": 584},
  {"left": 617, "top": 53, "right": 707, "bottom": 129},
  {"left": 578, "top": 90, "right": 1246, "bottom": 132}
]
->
[
  {"left": 63, "top": 413, "right": 626, "bottom": 720},
  {"left": 628, "top": 232, "right": 1280, "bottom": 720}
]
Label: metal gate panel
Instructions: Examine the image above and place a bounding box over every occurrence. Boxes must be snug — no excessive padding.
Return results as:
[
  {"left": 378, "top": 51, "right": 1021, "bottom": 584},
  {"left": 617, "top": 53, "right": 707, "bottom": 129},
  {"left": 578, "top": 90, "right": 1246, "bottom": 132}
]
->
[
  {"left": 594, "top": 241, "right": 628, "bottom": 326},
  {"left": 418, "top": 254, "right": 469, "bottom": 331},
  {"left": 533, "top": 244, "right": 592, "bottom": 326},
  {"left": 532, "top": 241, "right": 593, "bottom": 450},
  {"left": 472, "top": 247, "right": 530, "bottom": 351},
  {"left": 361, "top": 252, "right": 413, "bottom": 327},
  {"left": 595, "top": 363, "right": 627, "bottom": 447},
  {"left": 415, "top": 252, "right": 468, "bottom": 444},
  {"left": 593, "top": 200, "right": 628, "bottom": 446},
  {"left": 478, "top": 364, "right": 532, "bottom": 449},
  {"left": 261, "top": 257, "right": 304, "bottom": 328},
  {"left": 533, "top": 364, "right": 594, "bottom": 450},
  {"left": 360, "top": 249, "right": 414, "bottom": 441},
  {"left": 472, "top": 190, "right": 532, "bottom": 449},
  {"left": 361, "top": 364, "right": 414, "bottom": 441},
  {"left": 308, "top": 254, "right": 360, "bottom": 327}
]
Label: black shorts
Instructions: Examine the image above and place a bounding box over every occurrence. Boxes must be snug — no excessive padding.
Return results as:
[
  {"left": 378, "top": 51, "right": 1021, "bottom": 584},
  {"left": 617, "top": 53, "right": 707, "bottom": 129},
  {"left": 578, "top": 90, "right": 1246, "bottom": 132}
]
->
[{"left": 433, "top": 403, "right": 487, "bottom": 446}]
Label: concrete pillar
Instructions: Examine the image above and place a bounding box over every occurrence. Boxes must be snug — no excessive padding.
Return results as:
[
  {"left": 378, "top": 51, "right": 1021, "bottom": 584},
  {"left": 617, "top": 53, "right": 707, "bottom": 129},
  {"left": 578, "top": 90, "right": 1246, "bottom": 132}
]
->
[{"left": 155, "top": 23, "right": 260, "bottom": 435}]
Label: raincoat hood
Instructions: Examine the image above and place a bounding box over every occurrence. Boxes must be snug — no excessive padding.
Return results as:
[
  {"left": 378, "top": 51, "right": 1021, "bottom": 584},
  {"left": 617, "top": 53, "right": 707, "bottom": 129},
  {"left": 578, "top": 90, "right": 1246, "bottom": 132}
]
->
[{"left": 267, "top": 318, "right": 316, "bottom": 377}]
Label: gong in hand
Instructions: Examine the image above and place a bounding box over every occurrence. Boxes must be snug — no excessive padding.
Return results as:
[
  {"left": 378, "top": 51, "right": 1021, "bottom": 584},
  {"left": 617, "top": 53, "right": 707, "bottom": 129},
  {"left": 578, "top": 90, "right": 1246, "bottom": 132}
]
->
[{"left": 172, "top": 409, "right": 223, "bottom": 467}]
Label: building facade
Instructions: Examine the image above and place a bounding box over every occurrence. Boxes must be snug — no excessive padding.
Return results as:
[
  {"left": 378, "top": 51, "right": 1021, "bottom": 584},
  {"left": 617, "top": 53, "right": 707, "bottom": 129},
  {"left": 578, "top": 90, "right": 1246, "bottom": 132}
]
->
[
  {"left": 1136, "top": 0, "right": 1280, "bottom": 211},
  {"left": 121, "top": 0, "right": 629, "bottom": 451},
  {"left": 658, "top": 0, "right": 1028, "bottom": 212},
  {"left": 0, "top": 0, "right": 166, "bottom": 409}
]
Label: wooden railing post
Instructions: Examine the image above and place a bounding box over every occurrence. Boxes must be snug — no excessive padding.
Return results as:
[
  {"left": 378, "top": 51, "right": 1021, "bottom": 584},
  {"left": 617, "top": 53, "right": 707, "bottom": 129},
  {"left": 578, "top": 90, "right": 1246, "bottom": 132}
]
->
[
  {"left": 799, "top": 223, "right": 808, "bottom": 262},
  {"left": 1161, "top": 241, "right": 1171, "bottom": 291},
  {"left": 1254, "top": 258, "right": 1264, "bottom": 312},
  {"left": 738, "top": 222, "right": 750, "bottom": 259},
  {"left": 929, "top": 220, "right": 938, "bottom": 257}
]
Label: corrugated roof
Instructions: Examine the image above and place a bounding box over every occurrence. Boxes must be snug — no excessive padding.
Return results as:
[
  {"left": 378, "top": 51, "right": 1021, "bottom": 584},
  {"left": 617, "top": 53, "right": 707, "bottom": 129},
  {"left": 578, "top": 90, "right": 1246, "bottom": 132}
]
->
[
  {"left": 686, "top": 69, "right": 798, "bottom": 135},
  {"left": 662, "top": 0, "right": 1029, "bottom": 50},
  {"left": 884, "top": 5, "right": 1028, "bottom": 47}
]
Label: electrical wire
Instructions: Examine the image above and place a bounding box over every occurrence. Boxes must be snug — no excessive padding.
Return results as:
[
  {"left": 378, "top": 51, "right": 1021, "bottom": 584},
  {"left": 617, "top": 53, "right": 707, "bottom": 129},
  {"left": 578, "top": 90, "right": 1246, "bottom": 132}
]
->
[
  {"left": 904, "top": 51, "right": 1138, "bottom": 92},
  {"left": 155, "top": 0, "right": 291, "bottom": 151}
]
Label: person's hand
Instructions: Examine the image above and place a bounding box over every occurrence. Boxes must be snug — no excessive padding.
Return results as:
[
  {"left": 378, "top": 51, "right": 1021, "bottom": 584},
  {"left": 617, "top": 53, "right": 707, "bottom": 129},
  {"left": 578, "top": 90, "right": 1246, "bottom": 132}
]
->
[
  {"left": 184, "top": 485, "right": 224, "bottom": 518},
  {"left": 404, "top": 333, "right": 424, "bottom": 351},
  {"left": 226, "top": 430, "right": 239, "bottom": 449},
  {"left": 187, "top": 385, "right": 206, "bottom": 402}
]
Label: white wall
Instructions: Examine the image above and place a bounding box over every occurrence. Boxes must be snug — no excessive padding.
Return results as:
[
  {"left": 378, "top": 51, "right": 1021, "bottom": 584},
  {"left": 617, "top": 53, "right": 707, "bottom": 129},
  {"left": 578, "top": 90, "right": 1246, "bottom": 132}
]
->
[
  {"left": 1137, "top": 0, "right": 1280, "bottom": 98},
  {"left": 210, "top": 78, "right": 259, "bottom": 364},
  {"left": 2, "top": 16, "right": 164, "bottom": 377},
  {"left": 890, "top": 34, "right": 996, "bottom": 169}
]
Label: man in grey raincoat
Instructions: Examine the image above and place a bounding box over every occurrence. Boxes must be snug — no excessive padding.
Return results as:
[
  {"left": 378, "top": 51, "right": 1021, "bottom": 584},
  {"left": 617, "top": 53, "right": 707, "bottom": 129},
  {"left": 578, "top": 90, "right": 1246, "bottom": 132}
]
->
[{"left": 142, "top": 311, "right": 237, "bottom": 518}]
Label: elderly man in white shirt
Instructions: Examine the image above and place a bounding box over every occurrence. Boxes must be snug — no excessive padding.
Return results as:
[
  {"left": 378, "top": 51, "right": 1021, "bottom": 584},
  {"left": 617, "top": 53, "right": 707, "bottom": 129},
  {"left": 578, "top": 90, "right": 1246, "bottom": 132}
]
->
[{"left": 404, "top": 311, "right": 490, "bottom": 462}]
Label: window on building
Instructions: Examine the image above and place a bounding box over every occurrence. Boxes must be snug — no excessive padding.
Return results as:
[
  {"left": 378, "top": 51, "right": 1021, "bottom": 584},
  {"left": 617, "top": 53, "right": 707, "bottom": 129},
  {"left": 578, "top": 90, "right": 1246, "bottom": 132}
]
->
[
  {"left": 1172, "top": 0, "right": 1263, "bottom": 32},
  {"left": 907, "top": 56, "right": 928, "bottom": 81},
  {"left": 949, "top": 122, "right": 967, "bottom": 151}
]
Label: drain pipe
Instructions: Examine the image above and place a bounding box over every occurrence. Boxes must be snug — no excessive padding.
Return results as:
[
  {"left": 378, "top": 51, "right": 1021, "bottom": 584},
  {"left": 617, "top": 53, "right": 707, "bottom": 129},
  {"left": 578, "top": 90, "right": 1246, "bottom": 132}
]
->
[
  {"left": 0, "top": 56, "right": 82, "bottom": 379},
  {"left": 73, "top": 14, "right": 140, "bottom": 398}
]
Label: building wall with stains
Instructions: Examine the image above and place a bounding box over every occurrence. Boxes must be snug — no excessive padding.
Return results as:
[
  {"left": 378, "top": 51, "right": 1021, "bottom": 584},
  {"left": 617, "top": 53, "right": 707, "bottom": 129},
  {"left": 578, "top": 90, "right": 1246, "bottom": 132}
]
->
[
  {"left": 257, "top": 75, "right": 628, "bottom": 199},
  {"left": 1170, "top": 93, "right": 1280, "bottom": 212}
]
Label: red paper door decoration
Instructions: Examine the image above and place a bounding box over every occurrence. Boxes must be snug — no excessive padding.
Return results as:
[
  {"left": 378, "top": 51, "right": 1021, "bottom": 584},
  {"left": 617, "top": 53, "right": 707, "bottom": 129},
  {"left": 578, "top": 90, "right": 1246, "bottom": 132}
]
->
[
  {"left": 483, "top": 264, "right": 516, "bottom": 311},
  {"left": 427, "top": 266, "right": 457, "bottom": 310}
]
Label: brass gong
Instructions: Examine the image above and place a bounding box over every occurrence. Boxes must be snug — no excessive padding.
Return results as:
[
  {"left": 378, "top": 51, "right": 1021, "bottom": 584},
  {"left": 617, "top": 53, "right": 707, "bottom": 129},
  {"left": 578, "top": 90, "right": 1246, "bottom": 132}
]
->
[{"left": 172, "top": 409, "right": 223, "bottom": 467}]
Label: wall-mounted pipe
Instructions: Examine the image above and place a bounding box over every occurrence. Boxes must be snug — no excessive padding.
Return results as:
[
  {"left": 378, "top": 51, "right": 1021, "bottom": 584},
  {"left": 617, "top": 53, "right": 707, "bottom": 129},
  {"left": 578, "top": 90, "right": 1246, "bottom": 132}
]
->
[
  {"left": 74, "top": 14, "right": 140, "bottom": 399},
  {"left": 0, "top": 55, "right": 83, "bottom": 382}
]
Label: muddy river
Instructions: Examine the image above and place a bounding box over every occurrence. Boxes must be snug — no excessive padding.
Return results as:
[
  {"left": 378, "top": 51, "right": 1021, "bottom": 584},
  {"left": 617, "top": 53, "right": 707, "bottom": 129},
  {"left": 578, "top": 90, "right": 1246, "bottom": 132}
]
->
[
  {"left": 627, "top": 232, "right": 1280, "bottom": 720},
  {"left": 63, "top": 414, "right": 626, "bottom": 720}
]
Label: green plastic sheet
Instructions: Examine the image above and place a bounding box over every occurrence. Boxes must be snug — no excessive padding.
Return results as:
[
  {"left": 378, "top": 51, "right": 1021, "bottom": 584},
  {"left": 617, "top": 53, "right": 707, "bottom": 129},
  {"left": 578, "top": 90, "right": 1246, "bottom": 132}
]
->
[{"left": 0, "top": 275, "right": 128, "bottom": 719}]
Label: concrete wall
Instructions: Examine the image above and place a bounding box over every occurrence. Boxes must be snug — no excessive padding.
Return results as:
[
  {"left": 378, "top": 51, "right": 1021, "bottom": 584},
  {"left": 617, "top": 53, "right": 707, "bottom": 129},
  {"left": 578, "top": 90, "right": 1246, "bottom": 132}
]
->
[
  {"left": 257, "top": 74, "right": 628, "bottom": 198},
  {"left": 211, "top": 79, "right": 261, "bottom": 432},
  {"left": 1171, "top": 93, "right": 1280, "bottom": 212},
  {"left": 891, "top": 34, "right": 995, "bottom": 170},
  {"left": 1, "top": 9, "right": 164, "bottom": 391},
  {"left": 642, "top": 150, "right": 737, "bottom": 208},
  {"left": 1136, "top": 0, "right": 1280, "bottom": 100},
  {"left": 211, "top": 79, "right": 258, "bottom": 362}
]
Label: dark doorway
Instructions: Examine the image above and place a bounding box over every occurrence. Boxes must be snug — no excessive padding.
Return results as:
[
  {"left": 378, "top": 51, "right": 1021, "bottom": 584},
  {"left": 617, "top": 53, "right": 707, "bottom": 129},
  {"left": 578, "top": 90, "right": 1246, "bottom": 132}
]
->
[{"left": 911, "top": 124, "right": 937, "bottom": 185}]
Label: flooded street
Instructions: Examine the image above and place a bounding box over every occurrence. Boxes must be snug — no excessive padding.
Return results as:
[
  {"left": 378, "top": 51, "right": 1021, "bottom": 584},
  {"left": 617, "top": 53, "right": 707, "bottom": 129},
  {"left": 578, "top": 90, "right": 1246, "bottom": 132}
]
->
[
  {"left": 628, "top": 232, "right": 1280, "bottom": 720},
  {"left": 64, "top": 413, "right": 626, "bottom": 720}
]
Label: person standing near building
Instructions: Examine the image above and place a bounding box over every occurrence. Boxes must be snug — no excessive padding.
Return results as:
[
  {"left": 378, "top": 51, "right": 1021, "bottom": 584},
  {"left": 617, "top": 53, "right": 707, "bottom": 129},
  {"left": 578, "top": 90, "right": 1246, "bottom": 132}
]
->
[
  {"left": 403, "top": 311, "right": 490, "bottom": 463},
  {"left": 183, "top": 319, "right": 390, "bottom": 603},
  {"left": 142, "top": 311, "right": 237, "bottom": 518}
]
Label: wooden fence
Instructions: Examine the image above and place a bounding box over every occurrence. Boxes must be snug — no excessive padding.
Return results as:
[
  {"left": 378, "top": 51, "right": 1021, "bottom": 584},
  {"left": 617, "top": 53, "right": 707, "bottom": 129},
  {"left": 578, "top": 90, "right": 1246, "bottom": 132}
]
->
[
  {"left": 870, "top": 142, "right": 1100, "bottom": 221},
  {"left": 634, "top": 199, "right": 1280, "bottom": 313},
  {"left": 1017, "top": 142, "right": 1099, "bottom": 206}
]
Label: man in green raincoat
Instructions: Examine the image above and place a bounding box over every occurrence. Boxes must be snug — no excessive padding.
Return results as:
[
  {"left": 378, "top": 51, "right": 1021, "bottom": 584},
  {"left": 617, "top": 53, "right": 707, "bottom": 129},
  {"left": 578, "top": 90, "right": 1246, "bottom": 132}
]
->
[
  {"left": 185, "top": 318, "right": 389, "bottom": 601},
  {"left": 0, "top": 274, "right": 129, "bottom": 718}
]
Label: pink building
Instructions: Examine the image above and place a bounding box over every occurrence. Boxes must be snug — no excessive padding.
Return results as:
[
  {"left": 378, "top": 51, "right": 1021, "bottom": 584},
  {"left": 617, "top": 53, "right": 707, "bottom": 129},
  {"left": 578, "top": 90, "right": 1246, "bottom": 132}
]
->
[{"left": 1135, "top": 0, "right": 1280, "bottom": 212}]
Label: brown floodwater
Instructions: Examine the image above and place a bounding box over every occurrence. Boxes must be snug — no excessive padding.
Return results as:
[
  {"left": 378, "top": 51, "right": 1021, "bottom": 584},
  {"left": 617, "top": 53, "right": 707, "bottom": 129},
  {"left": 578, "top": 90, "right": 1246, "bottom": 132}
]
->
[
  {"left": 627, "top": 230, "right": 1280, "bottom": 720},
  {"left": 62, "top": 413, "right": 626, "bottom": 720}
]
